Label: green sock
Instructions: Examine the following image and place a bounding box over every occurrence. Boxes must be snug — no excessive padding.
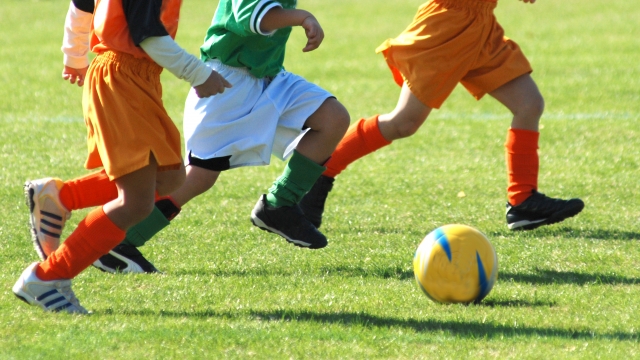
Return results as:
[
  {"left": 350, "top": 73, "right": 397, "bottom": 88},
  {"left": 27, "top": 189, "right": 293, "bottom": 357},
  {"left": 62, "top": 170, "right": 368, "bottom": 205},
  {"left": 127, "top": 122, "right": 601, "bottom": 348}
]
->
[
  {"left": 266, "top": 150, "right": 326, "bottom": 207},
  {"left": 121, "top": 206, "right": 170, "bottom": 247}
]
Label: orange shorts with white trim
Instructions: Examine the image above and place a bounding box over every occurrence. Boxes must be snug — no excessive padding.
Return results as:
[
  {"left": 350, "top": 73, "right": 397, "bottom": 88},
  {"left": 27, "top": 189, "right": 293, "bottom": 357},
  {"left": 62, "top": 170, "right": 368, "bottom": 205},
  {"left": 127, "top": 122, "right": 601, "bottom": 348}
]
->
[
  {"left": 376, "top": 0, "right": 532, "bottom": 109},
  {"left": 82, "top": 51, "right": 182, "bottom": 180}
]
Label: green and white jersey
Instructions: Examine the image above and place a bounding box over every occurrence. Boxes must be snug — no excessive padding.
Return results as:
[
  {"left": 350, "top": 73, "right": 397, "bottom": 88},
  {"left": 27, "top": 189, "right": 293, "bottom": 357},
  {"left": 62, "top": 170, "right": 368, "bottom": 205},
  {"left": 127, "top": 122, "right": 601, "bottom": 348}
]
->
[{"left": 200, "top": 0, "right": 297, "bottom": 79}]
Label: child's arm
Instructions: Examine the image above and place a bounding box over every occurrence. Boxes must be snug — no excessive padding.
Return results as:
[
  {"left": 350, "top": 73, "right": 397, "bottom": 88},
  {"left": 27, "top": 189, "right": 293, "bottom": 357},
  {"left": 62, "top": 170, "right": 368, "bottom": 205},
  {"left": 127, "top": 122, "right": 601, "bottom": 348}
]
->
[
  {"left": 61, "top": 1, "right": 92, "bottom": 86},
  {"left": 125, "top": 0, "right": 231, "bottom": 98},
  {"left": 139, "top": 37, "right": 232, "bottom": 98},
  {"left": 260, "top": 8, "right": 324, "bottom": 52}
]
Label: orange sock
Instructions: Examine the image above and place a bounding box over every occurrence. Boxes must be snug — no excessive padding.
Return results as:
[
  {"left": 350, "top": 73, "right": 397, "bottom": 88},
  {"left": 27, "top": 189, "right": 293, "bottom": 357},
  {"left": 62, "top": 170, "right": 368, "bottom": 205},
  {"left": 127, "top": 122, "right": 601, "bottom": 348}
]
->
[
  {"left": 323, "top": 115, "right": 391, "bottom": 178},
  {"left": 58, "top": 170, "right": 119, "bottom": 211},
  {"left": 505, "top": 128, "right": 539, "bottom": 206},
  {"left": 36, "top": 207, "right": 125, "bottom": 280}
]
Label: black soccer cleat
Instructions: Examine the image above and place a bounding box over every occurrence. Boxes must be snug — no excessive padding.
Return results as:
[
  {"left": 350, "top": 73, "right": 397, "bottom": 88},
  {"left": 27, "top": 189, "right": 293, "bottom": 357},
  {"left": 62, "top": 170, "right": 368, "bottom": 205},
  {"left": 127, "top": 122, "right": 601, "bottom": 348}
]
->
[
  {"left": 506, "top": 190, "right": 584, "bottom": 230},
  {"left": 299, "top": 175, "right": 334, "bottom": 228},
  {"left": 251, "top": 194, "right": 328, "bottom": 249},
  {"left": 92, "top": 244, "right": 160, "bottom": 274}
]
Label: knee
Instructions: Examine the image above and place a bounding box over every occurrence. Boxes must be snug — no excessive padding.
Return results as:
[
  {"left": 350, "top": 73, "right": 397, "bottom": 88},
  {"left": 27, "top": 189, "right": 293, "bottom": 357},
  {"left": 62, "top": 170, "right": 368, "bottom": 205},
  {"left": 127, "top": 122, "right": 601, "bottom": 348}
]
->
[
  {"left": 190, "top": 171, "right": 218, "bottom": 194},
  {"left": 517, "top": 92, "right": 545, "bottom": 121},
  {"left": 326, "top": 100, "right": 350, "bottom": 136},
  {"left": 390, "top": 113, "right": 425, "bottom": 138}
]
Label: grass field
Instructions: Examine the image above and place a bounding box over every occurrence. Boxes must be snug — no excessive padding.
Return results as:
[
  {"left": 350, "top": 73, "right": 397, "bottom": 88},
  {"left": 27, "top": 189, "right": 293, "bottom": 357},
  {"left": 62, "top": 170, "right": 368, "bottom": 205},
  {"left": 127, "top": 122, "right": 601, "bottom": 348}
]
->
[{"left": 1, "top": 0, "right": 640, "bottom": 358}]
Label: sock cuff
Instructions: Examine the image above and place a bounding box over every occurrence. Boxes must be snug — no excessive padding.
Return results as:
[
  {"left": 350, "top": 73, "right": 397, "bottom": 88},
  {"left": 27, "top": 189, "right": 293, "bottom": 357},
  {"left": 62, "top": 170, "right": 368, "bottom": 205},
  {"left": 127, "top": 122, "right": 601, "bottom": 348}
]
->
[
  {"left": 361, "top": 115, "right": 391, "bottom": 150},
  {"left": 83, "top": 207, "right": 126, "bottom": 254},
  {"left": 121, "top": 206, "right": 170, "bottom": 247},
  {"left": 155, "top": 196, "right": 181, "bottom": 220},
  {"left": 284, "top": 150, "right": 327, "bottom": 188},
  {"left": 505, "top": 128, "right": 539, "bottom": 152}
]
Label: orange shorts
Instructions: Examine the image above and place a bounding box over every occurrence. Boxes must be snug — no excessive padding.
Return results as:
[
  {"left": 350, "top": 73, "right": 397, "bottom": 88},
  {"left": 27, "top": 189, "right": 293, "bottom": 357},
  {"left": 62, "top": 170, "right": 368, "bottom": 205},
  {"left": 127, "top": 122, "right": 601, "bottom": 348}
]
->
[
  {"left": 82, "top": 51, "right": 182, "bottom": 180},
  {"left": 376, "top": 0, "right": 533, "bottom": 109}
]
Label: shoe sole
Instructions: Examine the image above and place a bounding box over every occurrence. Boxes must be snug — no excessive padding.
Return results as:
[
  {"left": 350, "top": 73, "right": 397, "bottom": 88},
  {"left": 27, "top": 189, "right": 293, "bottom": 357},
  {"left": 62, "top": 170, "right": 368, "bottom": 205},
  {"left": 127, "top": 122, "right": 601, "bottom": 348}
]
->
[
  {"left": 250, "top": 212, "right": 320, "bottom": 249},
  {"left": 13, "top": 286, "right": 80, "bottom": 313},
  {"left": 509, "top": 201, "right": 585, "bottom": 231},
  {"left": 24, "top": 182, "right": 48, "bottom": 261}
]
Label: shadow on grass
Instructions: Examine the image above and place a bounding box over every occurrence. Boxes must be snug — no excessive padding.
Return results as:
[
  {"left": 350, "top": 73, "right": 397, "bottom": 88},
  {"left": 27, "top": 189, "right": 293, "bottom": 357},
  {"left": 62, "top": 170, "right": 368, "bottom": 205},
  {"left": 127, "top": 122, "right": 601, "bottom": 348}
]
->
[
  {"left": 482, "top": 299, "right": 556, "bottom": 307},
  {"left": 170, "top": 266, "right": 416, "bottom": 279},
  {"left": 172, "top": 266, "right": 639, "bottom": 285},
  {"left": 104, "top": 308, "right": 638, "bottom": 341},
  {"left": 489, "top": 226, "right": 640, "bottom": 241},
  {"left": 500, "top": 269, "right": 639, "bottom": 285}
]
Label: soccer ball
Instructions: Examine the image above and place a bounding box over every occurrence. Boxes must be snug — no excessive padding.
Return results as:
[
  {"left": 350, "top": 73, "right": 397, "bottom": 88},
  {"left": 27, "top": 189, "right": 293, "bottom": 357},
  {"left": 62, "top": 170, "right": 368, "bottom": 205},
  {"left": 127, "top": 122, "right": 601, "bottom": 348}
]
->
[{"left": 413, "top": 224, "right": 498, "bottom": 304}]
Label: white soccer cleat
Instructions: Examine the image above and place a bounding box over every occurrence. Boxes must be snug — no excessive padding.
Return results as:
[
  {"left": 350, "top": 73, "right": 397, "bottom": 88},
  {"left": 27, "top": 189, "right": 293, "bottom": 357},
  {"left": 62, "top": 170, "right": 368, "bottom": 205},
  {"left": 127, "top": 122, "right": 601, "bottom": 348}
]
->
[
  {"left": 12, "top": 262, "right": 88, "bottom": 314},
  {"left": 24, "top": 178, "right": 71, "bottom": 260}
]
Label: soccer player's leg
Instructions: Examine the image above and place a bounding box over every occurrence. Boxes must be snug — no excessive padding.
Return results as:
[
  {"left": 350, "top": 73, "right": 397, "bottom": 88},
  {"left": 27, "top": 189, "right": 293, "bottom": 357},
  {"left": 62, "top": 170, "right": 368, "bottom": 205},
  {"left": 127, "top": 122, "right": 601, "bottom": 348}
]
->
[
  {"left": 300, "top": 85, "right": 431, "bottom": 228},
  {"left": 94, "top": 164, "right": 219, "bottom": 274},
  {"left": 252, "top": 98, "right": 349, "bottom": 248},
  {"left": 490, "top": 74, "right": 584, "bottom": 230},
  {"left": 14, "top": 159, "right": 162, "bottom": 313}
]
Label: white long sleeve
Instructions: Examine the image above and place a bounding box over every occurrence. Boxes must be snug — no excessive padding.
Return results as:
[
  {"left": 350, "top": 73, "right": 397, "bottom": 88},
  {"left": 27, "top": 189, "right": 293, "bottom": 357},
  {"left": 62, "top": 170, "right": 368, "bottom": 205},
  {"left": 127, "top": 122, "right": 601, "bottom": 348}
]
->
[
  {"left": 61, "top": 1, "right": 92, "bottom": 69},
  {"left": 140, "top": 36, "right": 212, "bottom": 87}
]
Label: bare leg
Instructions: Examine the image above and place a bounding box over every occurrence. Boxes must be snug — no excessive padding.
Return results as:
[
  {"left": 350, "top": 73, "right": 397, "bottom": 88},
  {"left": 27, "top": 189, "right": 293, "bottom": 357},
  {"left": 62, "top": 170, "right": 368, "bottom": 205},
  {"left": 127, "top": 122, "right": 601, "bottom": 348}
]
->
[
  {"left": 489, "top": 74, "right": 544, "bottom": 130},
  {"left": 103, "top": 155, "right": 173, "bottom": 230},
  {"left": 169, "top": 165, "right": 221, "bottom": 207},
  {"left": 378, "top": 83, "right": 433, "bottom": 141},
  {"left": 296, "top": 98, "right": 350, "bottom": 164}
]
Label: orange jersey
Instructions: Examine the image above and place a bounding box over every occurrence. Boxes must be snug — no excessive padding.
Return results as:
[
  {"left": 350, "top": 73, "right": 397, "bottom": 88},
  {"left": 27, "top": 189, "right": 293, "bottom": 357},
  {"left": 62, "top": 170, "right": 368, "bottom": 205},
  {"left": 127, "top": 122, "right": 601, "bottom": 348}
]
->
[{"left": 90, "top": 0, "right": 182, "bottom": 60}]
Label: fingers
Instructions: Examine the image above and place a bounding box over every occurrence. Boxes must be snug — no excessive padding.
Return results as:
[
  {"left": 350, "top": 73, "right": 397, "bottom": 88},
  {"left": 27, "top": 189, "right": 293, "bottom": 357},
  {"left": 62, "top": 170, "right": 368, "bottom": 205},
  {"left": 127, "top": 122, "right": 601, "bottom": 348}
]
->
[
  {"left": 62, "top": 72, "right": 85, "bottom": 87},
  {"left": 300, "top": 16, "right": 324, "bottom": 52},
  {"left": 194, "top": 73, "right": 232, "bottom": 98},
  {"left": 303, "top": 28, "right": 324, "bottom": 52}
]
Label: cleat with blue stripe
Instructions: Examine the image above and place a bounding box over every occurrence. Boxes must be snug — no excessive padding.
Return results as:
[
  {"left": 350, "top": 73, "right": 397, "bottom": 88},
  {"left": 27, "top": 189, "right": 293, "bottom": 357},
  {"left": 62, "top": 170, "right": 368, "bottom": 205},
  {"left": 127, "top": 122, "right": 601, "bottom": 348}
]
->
[
  {"left": 24, "top": 178, "right": 71, "bottom": 260},
  {"left": 12, "top": 263, "right": 88, "bottom": 314}
]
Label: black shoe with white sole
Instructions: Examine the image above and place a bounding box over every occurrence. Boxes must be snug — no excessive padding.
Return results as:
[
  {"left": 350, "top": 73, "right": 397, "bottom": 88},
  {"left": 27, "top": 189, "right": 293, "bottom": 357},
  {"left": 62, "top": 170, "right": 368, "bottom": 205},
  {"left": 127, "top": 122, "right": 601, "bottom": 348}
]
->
[
  {"left": 251, "top": 195, "right": 328, "bottom": 249},
  {"left": 93, "top": 244, "right": 160, "bottom": 274},
  {"left": 506, "top": 190, "right": 584, "bottom": 230}
]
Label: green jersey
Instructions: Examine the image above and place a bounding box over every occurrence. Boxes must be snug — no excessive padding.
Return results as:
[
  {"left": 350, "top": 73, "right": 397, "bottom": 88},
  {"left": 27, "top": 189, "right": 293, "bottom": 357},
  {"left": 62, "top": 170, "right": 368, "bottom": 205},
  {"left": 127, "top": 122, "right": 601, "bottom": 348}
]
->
[{"left": 200, "top": 0, "right": 298, "bottom": 79}]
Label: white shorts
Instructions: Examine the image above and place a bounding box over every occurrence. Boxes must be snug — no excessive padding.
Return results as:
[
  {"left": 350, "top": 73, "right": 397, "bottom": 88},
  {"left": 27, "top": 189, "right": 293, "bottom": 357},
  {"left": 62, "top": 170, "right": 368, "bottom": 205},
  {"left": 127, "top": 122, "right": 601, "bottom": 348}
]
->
[{"left": 183, "top": 59, "right": 334, "bottom": 169}]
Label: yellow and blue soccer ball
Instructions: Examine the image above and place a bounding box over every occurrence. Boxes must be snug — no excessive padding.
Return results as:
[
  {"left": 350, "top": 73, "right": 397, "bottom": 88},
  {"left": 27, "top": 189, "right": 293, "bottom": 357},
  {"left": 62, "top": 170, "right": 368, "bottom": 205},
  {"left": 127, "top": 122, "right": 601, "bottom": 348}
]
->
[{"left": 413, "top": 224, "right": 498, "bottom": 304}]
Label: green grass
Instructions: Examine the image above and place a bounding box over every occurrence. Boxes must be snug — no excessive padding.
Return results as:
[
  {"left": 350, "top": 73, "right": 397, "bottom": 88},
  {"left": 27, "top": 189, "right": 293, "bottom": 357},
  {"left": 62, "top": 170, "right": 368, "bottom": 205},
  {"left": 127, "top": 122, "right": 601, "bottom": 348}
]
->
[{"left": 1, "top": 0, "right": 639, "bottom": 358}]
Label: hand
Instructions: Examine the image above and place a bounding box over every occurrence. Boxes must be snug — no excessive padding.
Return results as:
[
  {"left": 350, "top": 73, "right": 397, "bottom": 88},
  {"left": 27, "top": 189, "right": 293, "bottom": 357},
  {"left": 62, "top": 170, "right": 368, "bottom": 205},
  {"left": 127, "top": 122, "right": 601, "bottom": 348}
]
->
[
  {"left": 519, "top": 0, "right": 536, "bottom": 3},
  {"left": 62, "top": 65, "right": 89, "bottom": 86},
  {"left": 193, "top": 70, "right": 232, "bottom": 98},
  {"left": 301, "top": 15, "right": 324, "bottom": 52}
]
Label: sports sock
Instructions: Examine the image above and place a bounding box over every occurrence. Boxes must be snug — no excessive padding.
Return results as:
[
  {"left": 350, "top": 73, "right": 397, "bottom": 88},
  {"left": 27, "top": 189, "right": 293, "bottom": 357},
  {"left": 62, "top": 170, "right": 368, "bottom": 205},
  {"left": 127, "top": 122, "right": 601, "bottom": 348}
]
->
[
  {"left": 323, "top": 115, "right": 391, "bottom": 178},
  {"left": 58, "top": 170, "right": 118, "bottom": 211},
  {"left": 505, "top": 128, "right": 539, "bottom": 206},
  {"left": 36, "top": 207, "right": 125, "bottom": 280},
  {"left": 266, "top": 150, "right": 326, "bottom": 207},
  {"left": 120, "top": 197, "right": 180, "bottom": 247}
]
